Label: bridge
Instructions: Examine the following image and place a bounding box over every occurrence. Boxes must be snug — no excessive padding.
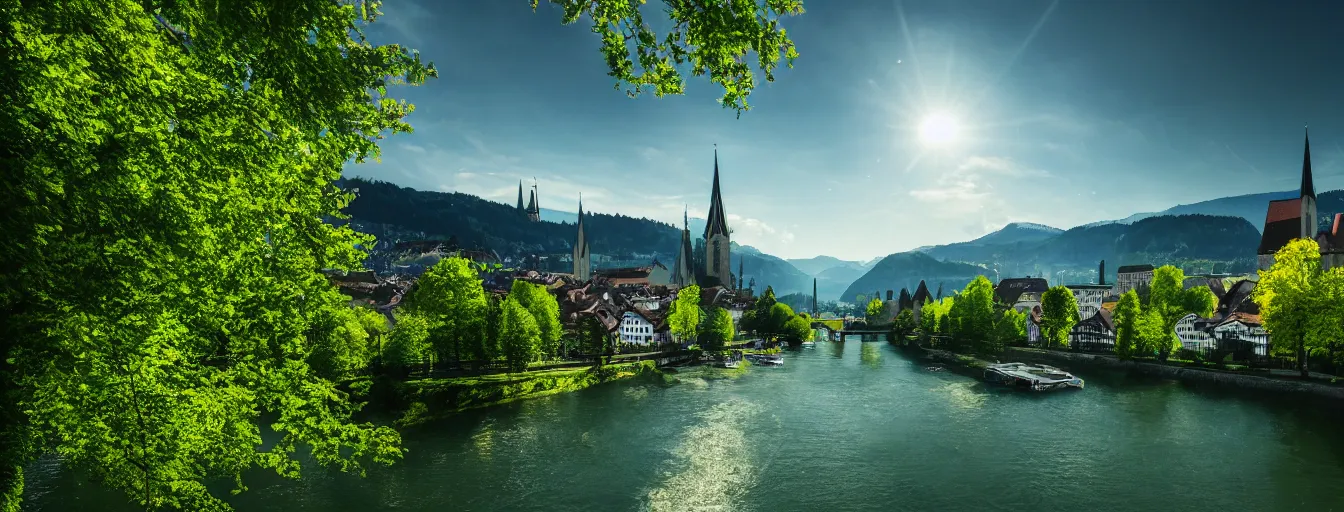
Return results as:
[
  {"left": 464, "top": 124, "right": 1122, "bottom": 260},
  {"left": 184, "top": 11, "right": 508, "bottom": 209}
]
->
[{"left": 811, "top": 320, "right": 890, "bottom": 342}]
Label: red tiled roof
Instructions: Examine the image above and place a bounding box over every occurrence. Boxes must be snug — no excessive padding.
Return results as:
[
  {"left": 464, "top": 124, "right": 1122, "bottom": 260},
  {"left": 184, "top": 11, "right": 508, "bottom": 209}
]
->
[
  {"left": 1258, "top": 218, "right": 1302, "bottom": 255},
  {"left": 1218, "top": 312, "right": 1261, "bottom": 328},
  {"left": 1264, "top": 198, "right": 1303, "bottom": 224}
]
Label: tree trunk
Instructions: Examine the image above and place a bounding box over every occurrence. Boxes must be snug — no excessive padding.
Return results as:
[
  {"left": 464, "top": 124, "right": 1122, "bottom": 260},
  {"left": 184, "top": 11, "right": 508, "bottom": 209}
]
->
[{"left": 1299, "top": 339, "right": 1310, "bottom": 379}]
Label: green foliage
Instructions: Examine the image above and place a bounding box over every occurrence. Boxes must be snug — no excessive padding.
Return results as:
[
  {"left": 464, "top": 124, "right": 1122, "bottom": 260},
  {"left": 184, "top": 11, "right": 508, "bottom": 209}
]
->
[
  {"left": 1040, "top": 286, "right": 1080, "bottom": 348},
  {"left": 499, "top": 298, "right": 543, "bottom": 373},
  {"left": 698, "top": 307, "right": 736, "bottom": 351},
  {"left": 669, "top": 285, "right": 703, "bottom": 343},
  {"left": 1147, "top": 265, "right": 1216, "bottom": 361},
  {"left": 508, "top": 280, "right": 562, "bottom": 360},
  {"left": 1254, "top": 239, "right": 1344, "bottom": 377},
  {"left": 947, "top": 276, "right": 996, "bottom": 352},
  {"left": 865, "top": 298, "right": 886, "bottom": 324},
  {"left": 405, "top": 257, "right": 489, "bottom": 363},
  {"left": 890, "top": 309, "right": 917, "bottom": 341},
  {"left": 1134, "top": 309, "right": 1168, "bottom": 358},
  {"left": 0, "top": 0, "right": 437, "bottom": 506},
  {"left": 570, "top": 316, "right": 611, "bottom": 361},
  {"left": 782, "top": 314, "right": 813, "bottom": 345},
  {"left": 1113, "top": 290, "right": 1142, "bottom": 359},
  {"left": 385, "top": 312, "right": 433, "bottom": 371},
  {"left": 532, "top": 0, "right": 805, "bottom": 116},
  {"left": 307, "top": 304, "right": 374, "bottom": 381},
  {"left": 992, "top": 308, "right": 1027, "bottom": 352},
  {"left": 765, "top": 303, "right": 798, "bottom": 341}
]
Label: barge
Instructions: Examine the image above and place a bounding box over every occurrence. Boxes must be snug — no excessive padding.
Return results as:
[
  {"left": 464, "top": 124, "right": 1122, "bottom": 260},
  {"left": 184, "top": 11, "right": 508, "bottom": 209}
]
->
[{"left": 984, "top": 362, "right": 1084, "bottom": 391}]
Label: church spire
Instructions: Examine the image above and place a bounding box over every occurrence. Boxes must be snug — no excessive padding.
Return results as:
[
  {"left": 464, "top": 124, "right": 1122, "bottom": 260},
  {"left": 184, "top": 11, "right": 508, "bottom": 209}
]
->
[
  {"left": 517, "top": 181, "right": 525, "bottom": 210},
  {"left": 1302, "top": 126, "right": 1316, "bottom": 199},
  {"left": 704, "top": 146, "right": 729, "bottom": 239}
]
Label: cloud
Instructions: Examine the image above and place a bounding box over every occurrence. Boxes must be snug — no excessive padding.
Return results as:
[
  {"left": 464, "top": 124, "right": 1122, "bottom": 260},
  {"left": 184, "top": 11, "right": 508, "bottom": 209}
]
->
[{"left": 726, "top": 213, "right": 796, "bottom": 247}]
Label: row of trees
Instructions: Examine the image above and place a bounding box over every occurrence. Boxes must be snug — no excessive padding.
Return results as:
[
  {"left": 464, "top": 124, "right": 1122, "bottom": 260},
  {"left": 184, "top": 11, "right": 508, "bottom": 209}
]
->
[
  {"left": 1111, "top": 265, "right": 1217, "bottom": 362},
  {"left": 739, "top": 287, "right": 813, "bottom": 345},
  {"left": 892, "top": 276, "right": 1027, "bottom": 354},
  {"left": 387, "top": 258, "right": 566, "bottom": 373}
]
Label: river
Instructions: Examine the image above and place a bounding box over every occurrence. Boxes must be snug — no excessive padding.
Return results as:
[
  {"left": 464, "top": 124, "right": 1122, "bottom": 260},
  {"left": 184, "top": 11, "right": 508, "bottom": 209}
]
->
[{"left": 23, "top": 340, "right": 1344, "bottom": 511}]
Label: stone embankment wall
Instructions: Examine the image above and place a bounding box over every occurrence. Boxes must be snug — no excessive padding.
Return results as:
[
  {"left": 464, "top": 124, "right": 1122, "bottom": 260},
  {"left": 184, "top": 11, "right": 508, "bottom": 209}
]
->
[{"left": 1003, "top": 347, "right": 1344, "bottom": 402}]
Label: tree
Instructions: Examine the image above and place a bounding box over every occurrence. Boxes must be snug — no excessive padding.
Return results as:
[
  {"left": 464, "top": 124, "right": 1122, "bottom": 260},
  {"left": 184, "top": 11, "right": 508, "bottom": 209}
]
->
[
  {"left": 498, "top": 298, "right": 542, "bottom": 373},
  {"left": 991, "top": 308, "right": 1027, "bottom": 352},
  {"left": 766, "top": 303, "right": 797, "bottom": 342},
  {"left": 918, "top": 298, "right": 938, "bottom": 337},
  {"left": 669, "top": 285, "right": 703, "bottom": 344},
  {"left": 307, "top": 304, "right": 374, "bottom": 381},
  {"left": 1, "top": 1, "right": 810, "bottom": 508},
  {"left": 865, "top": 298, "right": 886, "bottom": 324},
  {"left": 890, "top": 309, "right": 916, "bottom": 342},
  {"left": 782, "top": 314, "right": 813, "bottom": 346},
  {"left": 532, "top": 1, "right": 805, "bottom": 115},
  {"left": 1254, "top": 239, "right": 1331, "bottom": 378},
  {"left": 1134, "top": 309, "right": 1167, "bottom": 359},
  {"left": 950, "top": 276, "right": 996, "bottom": 352},
  {"left": 1112, "top": 290, "right": 1141, "bottom": 360},
  {"left": 2, "top": 2, "right": 432, "bottom": 507},
  {"left": 1039, "top": 286, "right": 1080, "bottom": 349},
  {"left": 404, "top": 257, "right": 488, "bottom": 364},
  {"left": 508, "top": 280, "right": 562, "bottom": 360},
  {"left": 699, "top": 307, "right": 735, "bottom": 351},
  {"left": 571, "top": 316, "right": 611, "bottom": 364},
  {"left": 385, "top": 313, "right": 433, "bottom": 373},
  {"left": 1147, "top": 265, "right": 1216, "bottom": 362}
]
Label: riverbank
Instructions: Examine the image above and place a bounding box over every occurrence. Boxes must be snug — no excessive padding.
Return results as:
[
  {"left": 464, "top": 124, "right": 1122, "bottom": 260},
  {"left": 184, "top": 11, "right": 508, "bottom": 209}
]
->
[
  {"left": 1003, "top": 347, "right": 1344, "bottom": 402},
  {"left": 388, "top": 361, "right": 664, "bottom": 427}
]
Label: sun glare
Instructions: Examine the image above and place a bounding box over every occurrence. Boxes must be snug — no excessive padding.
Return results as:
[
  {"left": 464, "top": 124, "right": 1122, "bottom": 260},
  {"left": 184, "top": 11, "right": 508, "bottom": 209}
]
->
[{"left": 918, "top": 112, "right": 961, "bottom": 147}]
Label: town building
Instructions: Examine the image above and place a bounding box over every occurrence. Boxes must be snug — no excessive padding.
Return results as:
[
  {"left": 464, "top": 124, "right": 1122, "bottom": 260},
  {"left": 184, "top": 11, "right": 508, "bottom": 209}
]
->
[
  {"left": 1257, "top": 130, "right": 1324, "bottom": 270},
  {"left": 572, "top": 196, "right": 591, "bottom": 282},
  {"left": 1317, "top": 213, "right": 1344, "bottom": 270},
  {"left": 703, "top": 149, "right": 733, "bottom": 288},
  {"left": 1068, "top": 310, "right": 1115, "bottom": 350},
  {"left": 1211, "top": 313, "right": 1269, "bottom": 356},
  {"left": 1065, "top": 284, "right": 1111, "bottom": 320},
  {"left": 994, "top": 277, "right": 1049, "bottom": 312},
  {"left": 911, "top": 280, "right": 932, "bottom": 324},
  {"left": 1026, "top": 306, "right": 1042, "bottom": 345},
  {"left": 1175, "top": 313, "right": 1217, "bottom": 351},
  {"left": 1112, "top": 264, "right": 1154, "bottom": 296},
  {"left": 671, "top": 209, "right": 696, "bottom": 289},
  {"left": 523, "top": 181, "right": 541, "bottom": 222},
  {"left": 594, "top": 264, "right": 668, "bottom": 287},
  {"left": 619, "top": 309, "right": 669, "bottom": 345}
]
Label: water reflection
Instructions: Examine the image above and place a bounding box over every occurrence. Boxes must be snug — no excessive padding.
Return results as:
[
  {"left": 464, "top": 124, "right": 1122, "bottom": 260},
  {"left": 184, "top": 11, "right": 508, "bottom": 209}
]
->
[
  {"left": 860, "top": 343, "right": 882, "bottom": 368},
  {"left": 829, "top": 340, "right": 845, "bottom": 358},
  {"left": 934, "top": 382, "right": 987, "bottom": 410},
  {"left": 643, "top": 399, "right": 762, "bottom": 512}
]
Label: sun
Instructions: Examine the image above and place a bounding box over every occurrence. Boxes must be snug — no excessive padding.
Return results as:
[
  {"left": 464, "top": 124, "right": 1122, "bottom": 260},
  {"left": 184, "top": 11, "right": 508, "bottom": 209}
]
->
[{"left": 918, "top": 112, "right": 961, "bottom": 147}]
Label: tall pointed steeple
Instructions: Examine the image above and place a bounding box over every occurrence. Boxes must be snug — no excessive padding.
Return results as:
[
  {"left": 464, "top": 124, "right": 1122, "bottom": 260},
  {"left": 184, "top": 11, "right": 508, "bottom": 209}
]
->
[
  {"left": 704, "top": 147, "right": 729, "bottom": 240},
  {"left": 1302, "top": 127, "right": 1316, "bottom": 199},
  {"left": 517, "top": 181, "right": 525, "bottom": 210},
  {"left": 572, "top": 193, "right": 590, "bottom": 281},
  {"left": 671, "top": 204, "right": 696, "bottom": 289}
]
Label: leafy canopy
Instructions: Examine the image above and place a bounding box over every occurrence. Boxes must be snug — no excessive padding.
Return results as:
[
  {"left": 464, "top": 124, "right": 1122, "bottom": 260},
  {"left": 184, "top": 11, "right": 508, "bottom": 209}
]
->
[
  {"left": 532, "top": 0, "right": 806, "bottom": 116},
  {"left": 669, "top": 285, "right": 703, "bottom": 342},
  {"left": 1039, "top": 286, "right": 1080, "bottom": 348},
  {"left": 698, "top": 306, "right": 735, "bottom": 351}
]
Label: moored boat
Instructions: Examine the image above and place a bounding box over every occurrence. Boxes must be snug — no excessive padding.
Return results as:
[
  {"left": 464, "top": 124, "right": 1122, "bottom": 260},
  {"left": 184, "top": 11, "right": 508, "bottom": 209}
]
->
[{"left": 983, "top": 362, "right": 1084, "bottom": 391}]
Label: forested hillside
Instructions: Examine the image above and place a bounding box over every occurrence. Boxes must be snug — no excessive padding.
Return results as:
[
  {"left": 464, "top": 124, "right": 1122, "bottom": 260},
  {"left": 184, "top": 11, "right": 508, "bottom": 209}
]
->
[{"left": 840, "top": 252, "right": 985, "bottom": 303}]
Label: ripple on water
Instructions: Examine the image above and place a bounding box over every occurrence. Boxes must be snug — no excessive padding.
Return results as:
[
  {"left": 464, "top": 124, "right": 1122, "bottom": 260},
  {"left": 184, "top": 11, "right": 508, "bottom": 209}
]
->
[{"left": 643, "top": 399, "right": 764, "bottom": 512}]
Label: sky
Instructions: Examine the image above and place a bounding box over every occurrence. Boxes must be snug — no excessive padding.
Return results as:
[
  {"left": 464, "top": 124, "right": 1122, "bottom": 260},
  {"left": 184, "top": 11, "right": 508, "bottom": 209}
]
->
[{"left": 343, "top": 0, "right": 1344, "bottom": 261}]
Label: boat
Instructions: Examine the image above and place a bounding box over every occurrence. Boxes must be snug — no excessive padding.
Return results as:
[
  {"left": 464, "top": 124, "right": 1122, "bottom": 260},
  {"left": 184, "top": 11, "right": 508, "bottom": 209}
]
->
[
  {"left": 983, "top": 362, "right": 1084, "bottom": 391},
  {"left": 801, "top": 341, "right": 816, "bottom": 348},
  {"left": 742, "top": 354, "right": 783, "bottom": 366},
  {"left": 718, "top": 359, "right": 740, "bottom": 369}
]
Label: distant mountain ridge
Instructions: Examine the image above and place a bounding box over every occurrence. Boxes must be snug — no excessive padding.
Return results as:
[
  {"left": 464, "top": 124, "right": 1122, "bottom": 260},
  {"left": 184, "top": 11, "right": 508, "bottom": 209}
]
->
[{"left": 1078, "top": 189, "right": 1342, "bottom": 233}]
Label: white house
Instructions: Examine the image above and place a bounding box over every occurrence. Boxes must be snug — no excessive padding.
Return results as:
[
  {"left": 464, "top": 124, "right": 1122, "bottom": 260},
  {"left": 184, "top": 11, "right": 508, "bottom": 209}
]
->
[
  {"left": 620, "top": 310, "right": 663, "bottom": 345},
  {"left": 1212, "top": 313, "right": 1269, "bottom": 356},
  {"left": 1175, "top": 313, "right": 1216, "bottom": 351},
  {"left": 1065, "top": 284, "right": 1111, "bottom": 320}
]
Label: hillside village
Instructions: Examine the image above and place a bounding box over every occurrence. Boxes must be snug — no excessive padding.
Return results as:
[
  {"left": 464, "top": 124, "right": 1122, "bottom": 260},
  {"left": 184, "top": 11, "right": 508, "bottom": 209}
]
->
[{"left": 331, "top": 132, "right": 1344, "bottom": 362}]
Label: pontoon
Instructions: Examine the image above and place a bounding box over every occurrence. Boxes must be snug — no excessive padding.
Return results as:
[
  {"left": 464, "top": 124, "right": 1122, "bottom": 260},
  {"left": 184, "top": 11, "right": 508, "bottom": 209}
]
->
[{"left": 983, "top": 362, "right": 1084, "bottom": 391}]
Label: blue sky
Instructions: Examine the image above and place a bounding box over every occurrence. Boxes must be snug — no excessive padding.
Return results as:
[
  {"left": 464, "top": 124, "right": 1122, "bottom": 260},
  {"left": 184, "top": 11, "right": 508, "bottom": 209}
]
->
[{"left": 344, "top": 0, "right": 1344, "bottom": 261}]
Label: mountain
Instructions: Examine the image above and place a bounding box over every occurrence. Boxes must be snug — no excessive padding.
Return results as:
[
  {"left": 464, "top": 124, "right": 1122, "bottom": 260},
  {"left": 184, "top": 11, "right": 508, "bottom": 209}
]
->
[
  {"left": 786, "top": 255, "right": 863, "bottom": 276},
  {"left": 815, "top": 264, "right": 868, "bottom": 302},
  {"left": 962, "top": 222, "right": 1063, "bottom": 246},
  {"left": 915, "top": 214, "right": 1261, "bottom": 285},
  {"left": 1079, "top": 189, "right": 1344, "bottom": 233},
  {"left": 735, "top": 250, "right": 813, "bottom": 297},
  {"left": 542, "top": 208, "right": 708, "bottom": 238},
  {"left": 840, "top": 252, "right": 986, "bottom": 303}
]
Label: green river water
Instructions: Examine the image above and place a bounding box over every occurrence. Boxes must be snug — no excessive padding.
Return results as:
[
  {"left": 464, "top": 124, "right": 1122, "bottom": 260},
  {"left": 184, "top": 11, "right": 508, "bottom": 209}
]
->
[{"left": 23, "top": 340, "right": 1344, "bottom": 511}]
